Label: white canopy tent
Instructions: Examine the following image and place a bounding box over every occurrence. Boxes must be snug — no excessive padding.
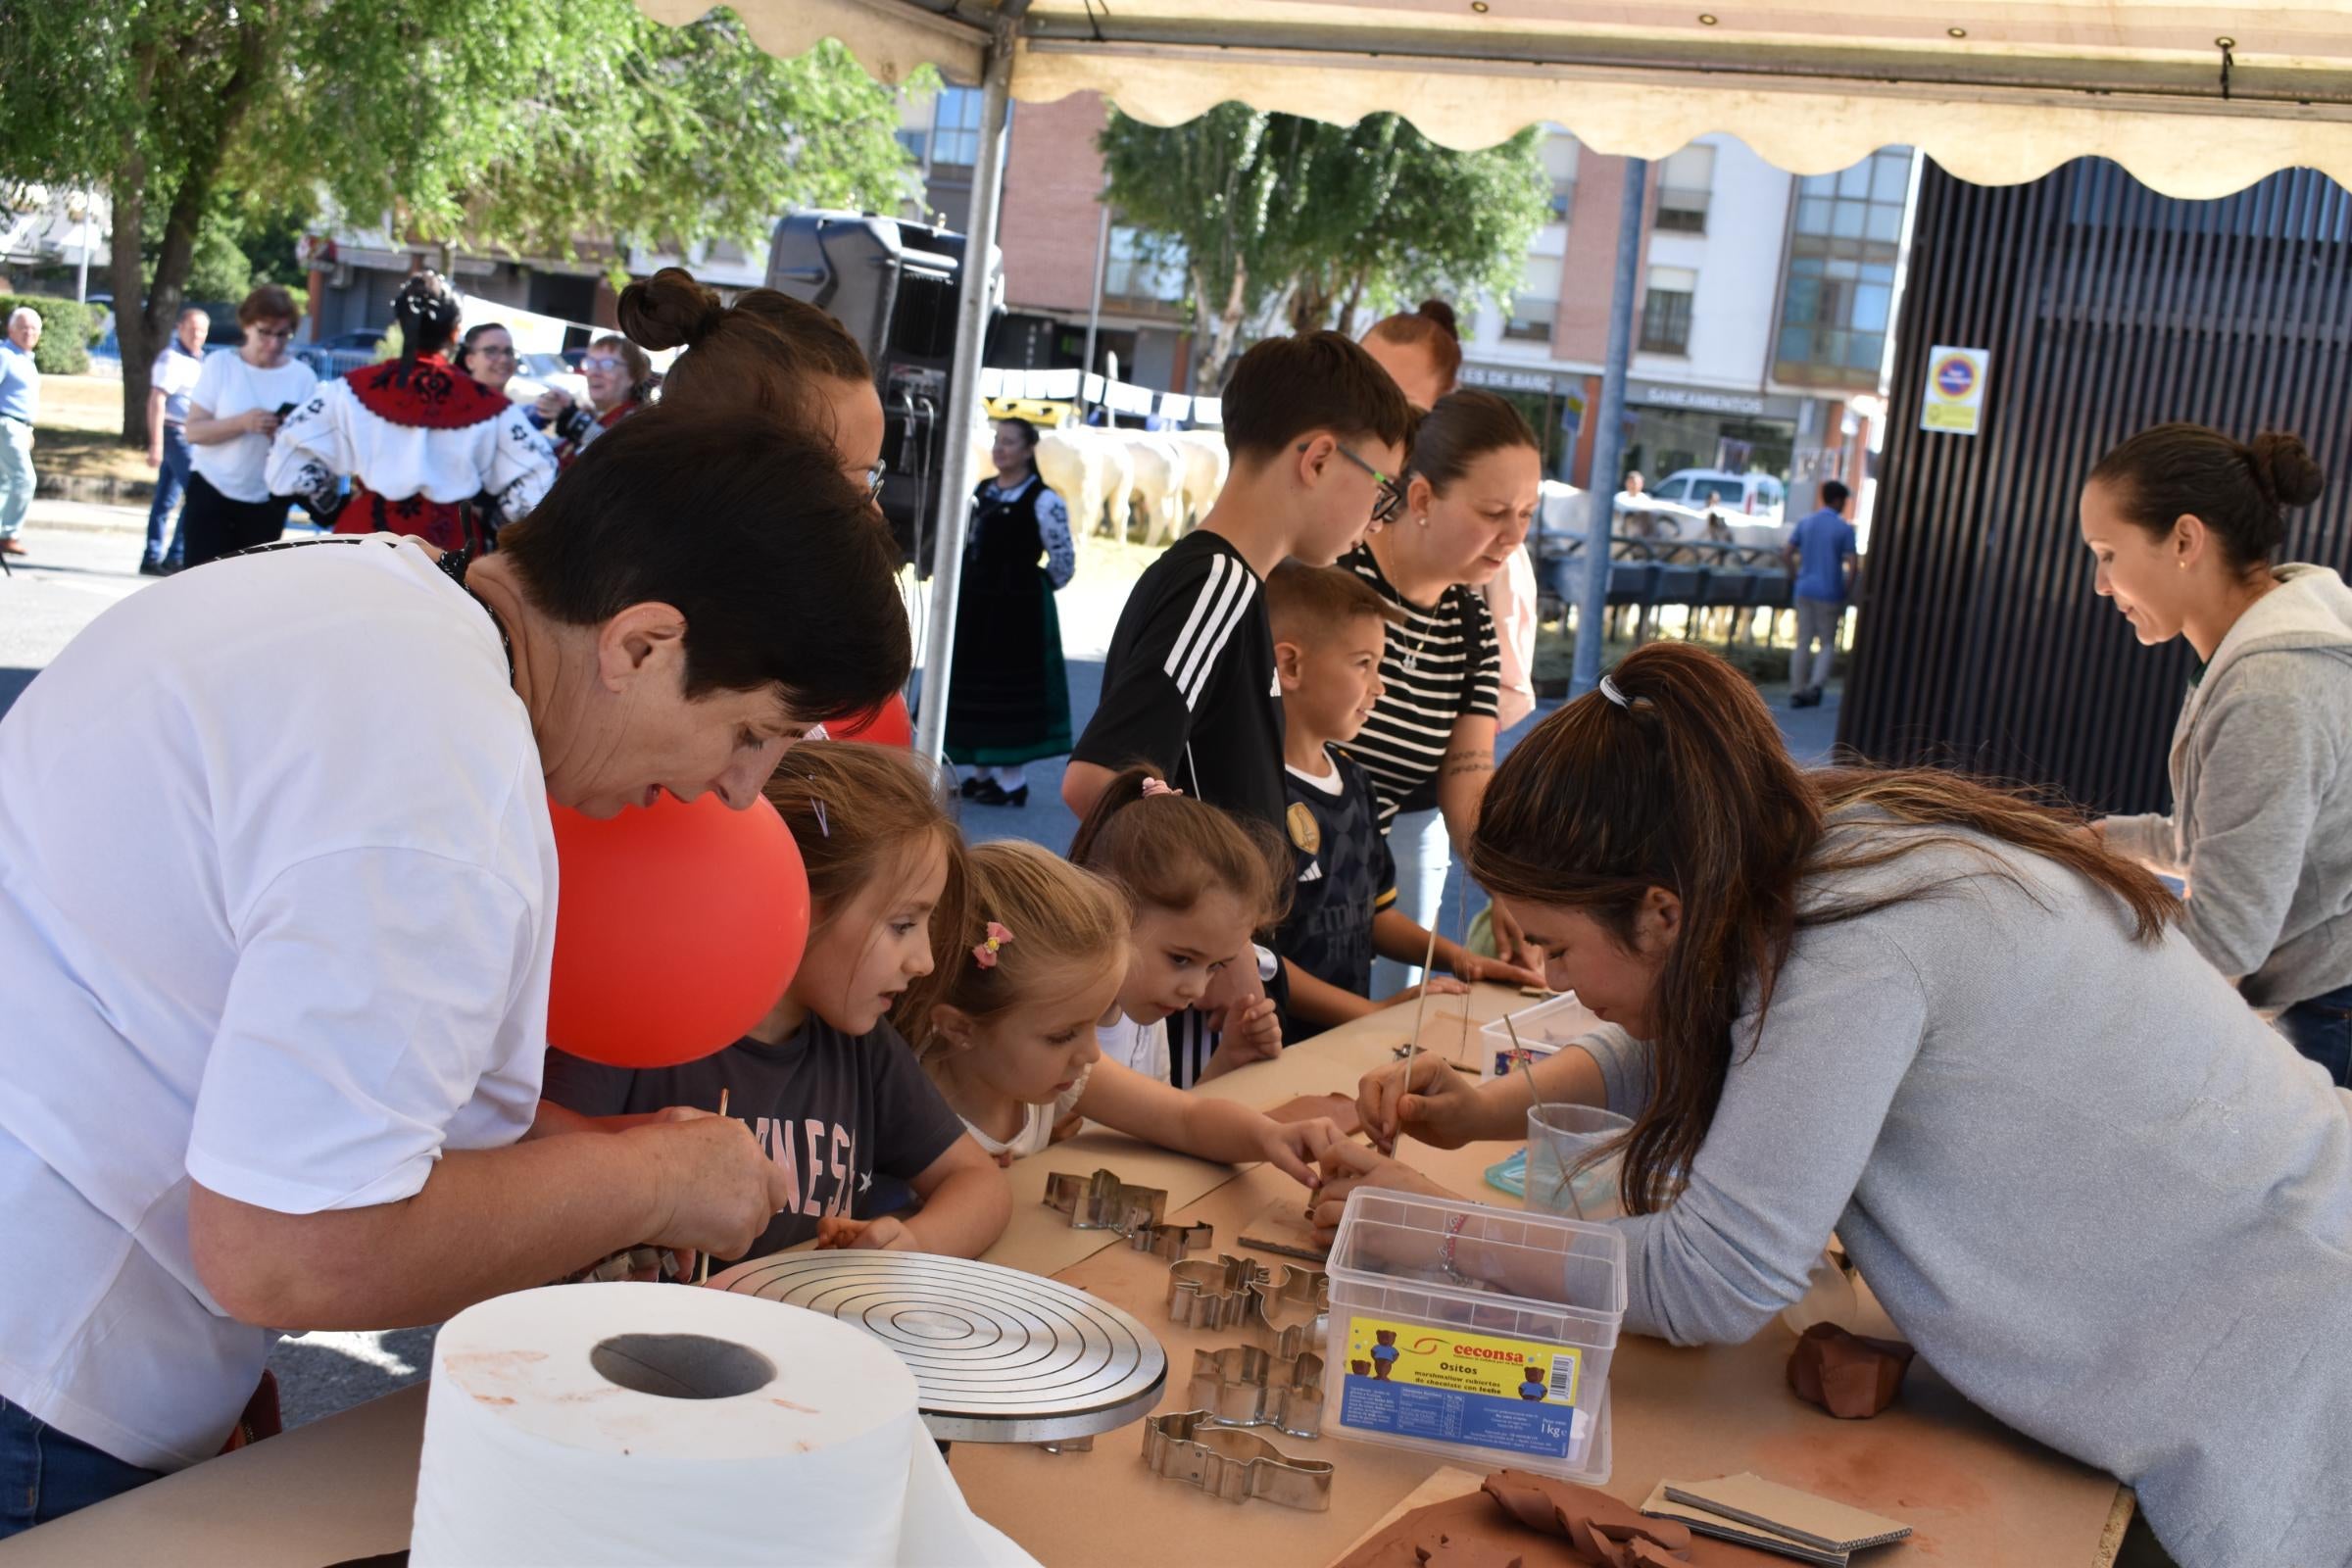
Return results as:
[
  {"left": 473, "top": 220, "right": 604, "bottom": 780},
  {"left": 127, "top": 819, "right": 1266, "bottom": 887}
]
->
[{"left": 639, "top": 0, "right": 2352, "bottom": 745}]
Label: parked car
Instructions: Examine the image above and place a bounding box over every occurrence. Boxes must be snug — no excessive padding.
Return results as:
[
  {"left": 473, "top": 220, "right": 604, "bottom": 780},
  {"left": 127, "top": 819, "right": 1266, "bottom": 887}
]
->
[
  {"left": 506, "top": 351, "right": 589, "bottom": 410},
  {"left": 294, "top": 328, "right": 387, "bottom": 381},
  {"left": 1646, "top": 468, "right": 1786, "bottom": 526}
]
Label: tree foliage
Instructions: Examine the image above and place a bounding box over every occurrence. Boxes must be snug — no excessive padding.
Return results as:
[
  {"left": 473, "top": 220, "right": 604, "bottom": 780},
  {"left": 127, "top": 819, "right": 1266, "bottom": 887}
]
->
[
  {"left": 0, "top": 1, "right": 917, "bottom": 442},
  {"left": 1101, "top": 107, "right": 1548, "bottom": 392}
]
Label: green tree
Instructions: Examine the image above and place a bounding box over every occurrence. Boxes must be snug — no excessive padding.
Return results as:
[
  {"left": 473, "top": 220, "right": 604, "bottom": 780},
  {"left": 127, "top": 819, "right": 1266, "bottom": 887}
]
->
[
  {"left": 0, "top": 2, "right": 915, "bottom": 445},
  {"left": 1101, "top": 108, "right": 1548, "bottom": 393}
]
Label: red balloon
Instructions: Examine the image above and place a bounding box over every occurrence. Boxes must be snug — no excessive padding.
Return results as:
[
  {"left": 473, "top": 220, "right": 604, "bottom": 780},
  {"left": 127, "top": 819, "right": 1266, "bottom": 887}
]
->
[
  {"left": 545, "top": 791, "right": 809, "bottom": 1068},
  {"left": 825, "top": 692, "right": 912, "bottom": 748}
]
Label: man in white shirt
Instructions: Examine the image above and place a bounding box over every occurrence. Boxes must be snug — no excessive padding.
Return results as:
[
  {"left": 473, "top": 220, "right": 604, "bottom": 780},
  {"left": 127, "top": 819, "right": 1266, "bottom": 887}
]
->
[
  {"left": 0, "top": 307, "right": 42, "bottom": 558},
  {"left": 142, "top": 308, "right": 210, "bottom": 574},
  {"left": 0, "top": 410, "right": 914, "bottom": 1535}
]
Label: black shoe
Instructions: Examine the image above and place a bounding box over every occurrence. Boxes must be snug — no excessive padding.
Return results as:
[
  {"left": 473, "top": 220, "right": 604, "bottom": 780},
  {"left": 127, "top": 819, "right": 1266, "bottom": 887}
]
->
[
  {"left": 138, "top": 559, "right": 169, "bottom": 576},
  {"left": 959, "top": 774, "right": 987, "bottom": 799},
  {"left": 1790, "top": 688, "right": 1821, "bottom": 709},
  {"left": 1003, "top": 784, "right": 1029, "bottom": 808},
  {"left": 968, "top": 779, "right": 1008, "bottom": 807}
]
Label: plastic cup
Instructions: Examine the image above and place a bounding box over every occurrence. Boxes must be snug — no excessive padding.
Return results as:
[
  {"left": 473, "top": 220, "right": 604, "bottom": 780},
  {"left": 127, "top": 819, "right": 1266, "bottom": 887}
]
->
[{"left": 1524, "top": 1103, "right": 1632, "bottom": 1221}]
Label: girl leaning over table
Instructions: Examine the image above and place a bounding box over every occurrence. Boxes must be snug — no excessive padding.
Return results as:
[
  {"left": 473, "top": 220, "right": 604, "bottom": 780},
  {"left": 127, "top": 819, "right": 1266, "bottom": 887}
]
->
[{"left": 1315, "top": 640, "right": 2352, "bottom": 1568}]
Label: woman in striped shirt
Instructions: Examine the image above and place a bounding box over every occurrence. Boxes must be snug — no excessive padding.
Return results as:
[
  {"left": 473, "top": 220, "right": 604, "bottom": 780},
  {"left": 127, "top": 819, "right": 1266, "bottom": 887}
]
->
[{"left": 1345, "top": 391, "right": 1546, "bottom": 990}]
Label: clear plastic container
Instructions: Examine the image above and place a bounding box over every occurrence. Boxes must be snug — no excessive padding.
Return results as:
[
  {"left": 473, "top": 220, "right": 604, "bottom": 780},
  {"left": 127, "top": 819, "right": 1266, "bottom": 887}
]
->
[
  {"left": 1479, "top": 993, "right": 1601, "bottom": 1081},
  {"left": 1524, "top": 1103, "right": 1631, "bottom": 1222},
  {"left": 1321, "top": 1188, "right": 1627, "bottom": 1483}
]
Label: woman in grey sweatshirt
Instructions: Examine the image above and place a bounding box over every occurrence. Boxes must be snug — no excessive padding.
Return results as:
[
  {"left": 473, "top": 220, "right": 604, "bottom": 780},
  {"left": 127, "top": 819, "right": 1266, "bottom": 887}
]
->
[
  {"left": 1325, "top": 642, "right": 2352, "bottom": 1568},
  {"left": 2082, "top": 422, "right": 2352, "bottom": 1084}
]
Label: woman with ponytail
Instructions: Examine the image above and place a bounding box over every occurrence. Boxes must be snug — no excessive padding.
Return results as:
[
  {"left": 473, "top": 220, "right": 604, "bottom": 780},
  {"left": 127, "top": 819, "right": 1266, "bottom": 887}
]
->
[
  {"left": 2081, "top": 422, "right": 2352, "bottom": 1083},
  {"left": 1320, "top": 641, "right": 2352, "bottom": 1566},
  {"left": 267, "top": 270, "right": 556, "bottom": 552}
]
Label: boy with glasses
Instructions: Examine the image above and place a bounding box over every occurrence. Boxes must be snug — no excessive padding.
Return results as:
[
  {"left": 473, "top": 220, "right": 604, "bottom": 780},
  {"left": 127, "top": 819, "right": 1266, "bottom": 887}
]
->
[{"left": 1064, "top": 331, "right": 1410, "bottom": 1087}]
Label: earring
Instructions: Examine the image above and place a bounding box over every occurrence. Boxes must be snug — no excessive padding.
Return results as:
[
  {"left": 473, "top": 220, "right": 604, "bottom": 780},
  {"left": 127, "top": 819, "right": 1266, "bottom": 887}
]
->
[{"left": 2179, "top": 560, "right": 2187, "bottom": 569}]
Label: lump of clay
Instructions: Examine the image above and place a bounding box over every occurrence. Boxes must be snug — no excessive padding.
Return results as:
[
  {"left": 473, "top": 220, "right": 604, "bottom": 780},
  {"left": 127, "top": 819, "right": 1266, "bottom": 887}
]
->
[
  {"left": 1481, "top": 1471, "right": 1692, "bottom": 1565},
  {"left": 1787, "top": 1321, "right": 1915, "bottom": 1418}
]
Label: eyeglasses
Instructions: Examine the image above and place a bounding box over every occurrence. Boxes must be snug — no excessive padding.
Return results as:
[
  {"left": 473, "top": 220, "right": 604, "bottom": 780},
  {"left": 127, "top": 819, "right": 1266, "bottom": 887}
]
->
[
  {"left": 580, "top": 356, "right": 627, "bottom": 372},
  {"left": 250, "top": 325, "right": 294, "bottom": 340},
  {"left": 1309, "top": 440, "right": 1405, "bottom": 528},
  {"left": 476, "top": 346, "right": 516, "bottom": 360},
  {"left": 862, "top": 462, "right": 887, "bottom": 501}
]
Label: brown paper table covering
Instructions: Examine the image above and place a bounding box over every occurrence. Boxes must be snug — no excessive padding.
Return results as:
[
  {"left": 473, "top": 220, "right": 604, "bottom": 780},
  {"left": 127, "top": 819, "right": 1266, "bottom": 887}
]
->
[{"left": 0, "top": 985, "right": 2129, "bottom": 1567}]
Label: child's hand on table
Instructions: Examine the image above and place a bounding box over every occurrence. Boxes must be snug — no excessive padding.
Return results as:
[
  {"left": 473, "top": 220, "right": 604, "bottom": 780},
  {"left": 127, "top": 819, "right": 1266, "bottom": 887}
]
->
[
  {"left": 1449, "top": 951, "right": 1548, "bottom": 990},
  {"left": 815, "top": 1215, "right": 920, "bottom": 1251},
  {"left": 1357, "top": 1052, "right": 1487, "bottom": 1152},
  {"left": 1257, "top": 1114, "right": 1346, "bottom": 1186},
  {"left": 1385, "top": 975, "right": 1468, "bottom": 1008},
  {"left": 1199, "top": 997, "right": 1283, "bottom": 1080},
  {"left": 1308, "top": 1140, "right": 1460, "bottom": 1244}
]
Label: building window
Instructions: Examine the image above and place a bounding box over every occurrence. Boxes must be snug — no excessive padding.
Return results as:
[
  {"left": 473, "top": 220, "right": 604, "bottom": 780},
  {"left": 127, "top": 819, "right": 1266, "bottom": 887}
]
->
[
  {"left": 1654, "top": 144, "right": 1715, "bottom": 234},
  {"left": 1502, "top": 254, "right": 1560, "bottom": 342},
  {"left": 1775, "top": 147, "right": 1911, "bottom": 388},
  {"left": 1542, "top": 132, "right": 1581, "bottom": 222},
  {"left": 1103, "top": 224, "right": 1187, "bottom": 306},
  {"left": 1640, "top": 266, "right": 1695, "bottom": 354},
  {"left": 930, "top": 87, "right": 985, "bottom": 170}
]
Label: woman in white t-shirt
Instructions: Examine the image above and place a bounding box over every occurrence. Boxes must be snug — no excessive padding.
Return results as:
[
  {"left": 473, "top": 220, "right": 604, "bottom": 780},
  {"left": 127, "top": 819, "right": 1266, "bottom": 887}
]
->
[
  {"left": 178, "top": 285, "right": 318, "bottom": 567},
  {"left": 0, "top": 408, "right": 917, "bottom": 1535}
]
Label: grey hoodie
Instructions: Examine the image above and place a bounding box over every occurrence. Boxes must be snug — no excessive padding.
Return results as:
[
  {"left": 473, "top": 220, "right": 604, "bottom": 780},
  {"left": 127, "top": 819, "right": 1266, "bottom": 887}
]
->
[{"left": 2101, "top": 564, "right": 2352, "bottom": 1008}]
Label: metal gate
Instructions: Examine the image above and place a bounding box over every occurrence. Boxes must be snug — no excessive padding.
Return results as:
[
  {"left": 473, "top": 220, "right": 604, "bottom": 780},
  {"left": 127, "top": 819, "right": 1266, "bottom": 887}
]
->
[{"left": 1842, "top": 158, "right": 2352, "bottom": 813}]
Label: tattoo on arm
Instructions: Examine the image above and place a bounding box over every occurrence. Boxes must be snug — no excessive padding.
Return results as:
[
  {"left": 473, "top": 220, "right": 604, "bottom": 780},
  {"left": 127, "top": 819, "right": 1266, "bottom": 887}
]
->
[{"left": 1441, "top": 753, "right": 1494, "bottom": 780}]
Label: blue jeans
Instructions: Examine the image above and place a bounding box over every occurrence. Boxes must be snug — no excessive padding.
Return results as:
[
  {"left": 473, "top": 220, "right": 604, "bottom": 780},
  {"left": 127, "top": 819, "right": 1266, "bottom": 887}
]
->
[
  {"left": 0, "top": 1396, "right": 163, "bottom": 1539},
  {"left": 2276, "top": 981, "right": 2352, "bottom": 1088},
  {"left": 1373, "top": 807, "right": 1453, "bottom": 995},
  {"left": 144, "top": 424, "right": 193, "bottom": 566}
]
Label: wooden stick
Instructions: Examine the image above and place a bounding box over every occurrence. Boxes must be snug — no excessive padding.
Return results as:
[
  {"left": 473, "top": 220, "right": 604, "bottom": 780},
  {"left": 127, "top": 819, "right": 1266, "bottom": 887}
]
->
[
  {"left": 695, "top": 1089, "right": 731, "bottom": 1286},
  {"left": 1452, "top": 870, "right": 1476, "bottom": 1068},
  {"left": 1395, "top": 919, "right": 1443, "bottom": 1155}
]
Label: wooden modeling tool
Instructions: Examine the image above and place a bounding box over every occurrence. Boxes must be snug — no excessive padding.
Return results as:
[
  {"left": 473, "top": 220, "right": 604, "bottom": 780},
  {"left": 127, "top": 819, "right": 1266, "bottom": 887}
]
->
[{"left": 1395, "top": 918, "right": 1443, "bottom": 1155}]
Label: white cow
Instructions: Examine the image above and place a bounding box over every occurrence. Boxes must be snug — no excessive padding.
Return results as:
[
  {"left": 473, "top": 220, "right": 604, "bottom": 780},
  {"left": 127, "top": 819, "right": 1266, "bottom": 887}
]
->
[
  {"left": 1124, "top": 433, "right": 1186, "bottom": 547},
  {"left": 1167, "top": 428, "right": 1229, "bottom": 533},
  {"left": 1033, "top": 425, "right": 1140, "bottom": 542}
]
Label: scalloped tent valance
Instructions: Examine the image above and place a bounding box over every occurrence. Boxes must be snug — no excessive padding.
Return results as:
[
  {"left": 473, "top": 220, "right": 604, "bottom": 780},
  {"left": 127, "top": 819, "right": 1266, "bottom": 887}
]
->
[{"left": 642, "top": 0, "right": 2352, "bottom": 200}]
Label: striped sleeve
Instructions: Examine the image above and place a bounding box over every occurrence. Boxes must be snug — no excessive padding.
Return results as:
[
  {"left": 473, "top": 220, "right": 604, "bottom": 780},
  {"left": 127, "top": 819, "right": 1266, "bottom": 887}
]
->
[
  {"left": 1462, "top": 586, "right": 1502, "bottom": 720},
  {"left": 1072, "top": 544, "right": 1257, "bottom": 777},
  {"left": 1343, "top": 561, "right": 1506, "bottom": 824}
]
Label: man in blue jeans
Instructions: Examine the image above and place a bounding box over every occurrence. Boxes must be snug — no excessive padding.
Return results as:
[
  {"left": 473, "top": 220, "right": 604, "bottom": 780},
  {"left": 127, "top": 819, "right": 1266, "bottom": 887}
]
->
[
  {"left": 142, "top": 308, "right": 210, "bottom": 575},
  {"left": 1785, "top": 478, "right": 1858, "bottom": 709}
]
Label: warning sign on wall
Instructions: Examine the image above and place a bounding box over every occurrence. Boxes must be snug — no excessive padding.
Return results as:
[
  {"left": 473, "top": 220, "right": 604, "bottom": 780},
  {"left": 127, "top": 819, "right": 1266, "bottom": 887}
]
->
[{"left": 1920, "top": 346, "right": 1990, "bottom": 436}]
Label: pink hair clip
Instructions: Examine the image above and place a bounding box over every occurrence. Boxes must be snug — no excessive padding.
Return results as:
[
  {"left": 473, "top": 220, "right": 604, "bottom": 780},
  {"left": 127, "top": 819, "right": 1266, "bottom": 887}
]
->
[
  {"left": 972, "top": 921, "right": 1014, "bottom": 969},
  {"left": 1140, "top": 777, "right": 1184, "bottom": 800}
]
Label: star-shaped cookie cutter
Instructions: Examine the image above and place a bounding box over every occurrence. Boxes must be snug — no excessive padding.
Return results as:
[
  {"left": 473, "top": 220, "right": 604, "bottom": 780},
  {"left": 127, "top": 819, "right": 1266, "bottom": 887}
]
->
[
  {"left": 1043, "top": 1167, "right": 1213, "bottom": 1258},
  {"left": 1140, "top": 1409, "right": 1334, "bottom": 1509},
  {"left": 1186, "top": 1345, "right": 1326, "bottom": 1440}
]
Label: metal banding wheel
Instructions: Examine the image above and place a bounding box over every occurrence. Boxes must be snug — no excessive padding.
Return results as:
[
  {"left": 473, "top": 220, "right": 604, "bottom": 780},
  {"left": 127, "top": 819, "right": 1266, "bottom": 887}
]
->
[{"left": 708, "top": 1251, "right": 1168, "bottom": 1445}]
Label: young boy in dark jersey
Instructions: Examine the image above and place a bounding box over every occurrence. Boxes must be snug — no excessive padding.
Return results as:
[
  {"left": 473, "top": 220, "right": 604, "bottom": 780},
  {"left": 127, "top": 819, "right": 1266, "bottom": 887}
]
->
[{"left": 1265, "top": 562, "right": 1537, "bottom": 1038}]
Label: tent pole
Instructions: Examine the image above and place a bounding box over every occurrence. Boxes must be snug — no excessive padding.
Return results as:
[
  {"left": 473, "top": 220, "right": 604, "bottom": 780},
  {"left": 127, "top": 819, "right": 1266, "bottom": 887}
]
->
[
  {"left": 1571, "top": 156, "right": 1647, "bottom": 699},
  {"left": 913, "top": 17, "right": 1019, "bottom": 762}
]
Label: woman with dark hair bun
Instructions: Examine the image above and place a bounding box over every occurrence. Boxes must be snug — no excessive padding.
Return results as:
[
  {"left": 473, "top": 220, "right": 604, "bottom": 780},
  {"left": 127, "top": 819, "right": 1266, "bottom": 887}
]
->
[
  {"left": 1360, "top": 300, "right": 1463, "bottom": 410},
  {"left": 943, "top": 416, "right": 1076, "bottom": 806},
  {"left": 1317, "top": 640, "right": 2352, "bottom": 1567},
  {"left": 2080, "top": 420, "right": 2352, "bottom": 1082},
  {"left": 627, "top": 266, "right": 886, "bottom": 500},
  {"left": 267, "top": 271, "right": 555, "bottom": 551}
]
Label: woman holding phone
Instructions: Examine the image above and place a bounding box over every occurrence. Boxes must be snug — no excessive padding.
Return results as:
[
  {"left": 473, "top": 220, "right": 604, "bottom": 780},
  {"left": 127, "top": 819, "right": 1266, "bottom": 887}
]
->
[{"left": 178, "top": 285, "right": 317, "bottom": 567}]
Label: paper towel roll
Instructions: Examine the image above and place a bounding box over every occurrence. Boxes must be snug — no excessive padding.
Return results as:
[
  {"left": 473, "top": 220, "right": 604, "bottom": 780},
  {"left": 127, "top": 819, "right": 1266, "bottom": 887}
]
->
[{"left": 411, "top": 1282, "right": 1029, "bottom": 1567}]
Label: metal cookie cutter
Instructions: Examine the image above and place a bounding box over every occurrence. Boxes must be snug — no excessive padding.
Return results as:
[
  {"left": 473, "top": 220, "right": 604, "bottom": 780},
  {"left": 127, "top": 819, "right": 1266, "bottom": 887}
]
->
[
  {"left": 1043, "top": 1168, "right": 1213, "bottom": 1257},
  {"left": 1245, "top": 1263, "right": 1331, "bottom": 1361},
  {"left": 1140, "top": 1410, "right": 1334, "bottom": 1510},
  {"left": 1167, "top": 1253, "right": 1268, "bottom": 1331},
  {"left": 1187, "top": 1346, "right": 1326, "bottom": 1440}
]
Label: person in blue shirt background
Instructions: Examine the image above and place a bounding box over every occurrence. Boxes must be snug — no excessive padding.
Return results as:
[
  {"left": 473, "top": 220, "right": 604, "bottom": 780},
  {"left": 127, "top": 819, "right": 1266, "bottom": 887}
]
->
[
  {"left": 1785, "top": 478, "right": 1858, "bottom": 709},
  {"left": 0, "top": 307, "right": 42, "bottom": 560}
]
